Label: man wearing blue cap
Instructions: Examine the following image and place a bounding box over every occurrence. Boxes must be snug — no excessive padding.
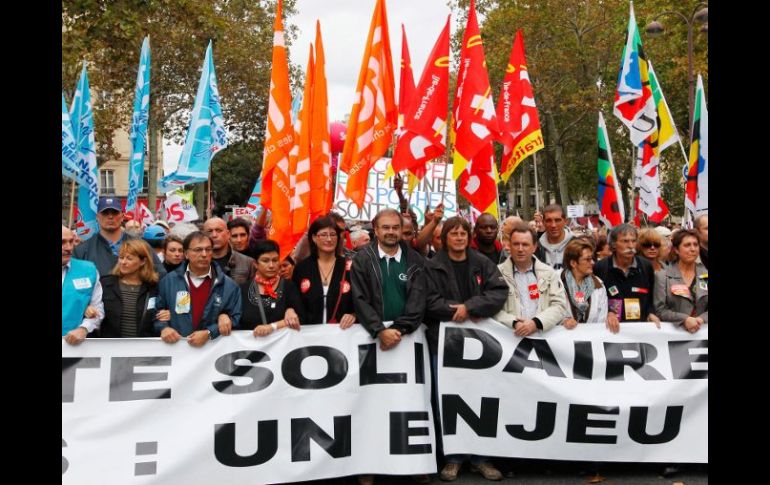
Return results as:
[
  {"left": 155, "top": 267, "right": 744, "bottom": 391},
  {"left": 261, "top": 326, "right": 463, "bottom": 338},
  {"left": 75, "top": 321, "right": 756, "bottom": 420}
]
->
[{"left": 74, "top": 197, "right": 166, "bottom": 278}]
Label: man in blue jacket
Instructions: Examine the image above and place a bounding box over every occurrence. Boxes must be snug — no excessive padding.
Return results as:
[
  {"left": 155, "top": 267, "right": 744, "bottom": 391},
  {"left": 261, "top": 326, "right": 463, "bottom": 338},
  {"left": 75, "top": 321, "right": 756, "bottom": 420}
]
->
[{"left": 154, "top": 231, "right": 242, "bottom": 347}]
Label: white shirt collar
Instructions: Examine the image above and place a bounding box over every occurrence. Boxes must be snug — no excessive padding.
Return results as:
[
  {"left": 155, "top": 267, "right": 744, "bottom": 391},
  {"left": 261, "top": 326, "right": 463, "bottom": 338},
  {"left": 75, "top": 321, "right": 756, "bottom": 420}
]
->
[
  {"left": 186, "top": 265, "right": 213, "bottom": 280},
  {"left": 378, "top": 243, "right": 402, "bottom": 263}
]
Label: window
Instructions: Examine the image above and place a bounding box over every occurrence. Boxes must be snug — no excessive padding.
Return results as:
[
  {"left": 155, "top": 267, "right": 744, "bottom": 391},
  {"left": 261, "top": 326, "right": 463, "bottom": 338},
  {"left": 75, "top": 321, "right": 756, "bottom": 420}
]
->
[
  {"left": 100, "top": 169, "right": 115, "bottom": 194},
  {"left": 516, "top": 195, "right": 522, "bottom": 207},
  {"left": 140, "top": 170, "right": 150, "bottom": 194},
  {"left": 530, "top": 195, "right": 536, "bottom": 207}
]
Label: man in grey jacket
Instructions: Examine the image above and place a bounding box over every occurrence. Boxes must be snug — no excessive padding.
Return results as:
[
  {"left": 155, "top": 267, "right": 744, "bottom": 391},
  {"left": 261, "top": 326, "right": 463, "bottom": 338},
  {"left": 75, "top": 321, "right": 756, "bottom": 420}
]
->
[
  {"left": 535, "top": 204, "right": 573, "bottom": 270},
  {"left": 204, "top": 217, "right": 256, "bottom": 285}
]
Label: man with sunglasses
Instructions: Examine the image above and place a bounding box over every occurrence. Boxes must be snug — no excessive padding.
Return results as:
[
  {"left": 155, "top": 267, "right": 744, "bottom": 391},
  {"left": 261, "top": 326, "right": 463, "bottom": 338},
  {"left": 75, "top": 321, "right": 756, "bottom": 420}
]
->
[
  {"left": 74, "top": 197, "right": 166, "bottom": 278},
  {"left": 154, "top": 231, "right": 242, "bottom": 347}
]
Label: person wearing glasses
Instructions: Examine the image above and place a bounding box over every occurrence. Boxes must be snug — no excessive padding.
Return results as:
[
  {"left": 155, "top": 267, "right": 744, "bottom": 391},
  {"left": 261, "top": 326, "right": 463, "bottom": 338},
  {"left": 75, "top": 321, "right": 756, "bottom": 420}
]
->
[
  {"left": 154, "top": 231, "right": 242, "bottom": 347},
  {"left": 559, "top": 238, "right": 609, "bottom": 329},
  {"left": 292, "top": 216, "right": 356, "bottom": 326},
  {"left": 637, "top": 228, "right": 666, "bottom": 272},
  {"left": 244, "top": 240, "right": 304, "bottom": 336}
]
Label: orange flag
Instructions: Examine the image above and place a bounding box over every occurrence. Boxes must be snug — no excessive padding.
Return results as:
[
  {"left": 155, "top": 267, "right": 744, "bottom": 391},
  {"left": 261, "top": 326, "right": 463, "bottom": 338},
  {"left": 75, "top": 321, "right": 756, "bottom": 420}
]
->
[
  {"left": 392, "top": 16, "right": 450, "bottom": 175},
  {"left": 288, "top": 46, "right": 314, "bottom": 254},
  {"left": 262, "top": 0, "right": 294, "bottom": 254},
  {"left": 340, "top": 0, "right": 397, "bottom": 208},
  {"left": 310, "top": 22, "right": 333, "bottom": 219},
  {"left": 452, "top": 0, "right": 500, "bottom": 217},
  {"left": 496, "top": 30, "right": 544, "bottom": 183}
]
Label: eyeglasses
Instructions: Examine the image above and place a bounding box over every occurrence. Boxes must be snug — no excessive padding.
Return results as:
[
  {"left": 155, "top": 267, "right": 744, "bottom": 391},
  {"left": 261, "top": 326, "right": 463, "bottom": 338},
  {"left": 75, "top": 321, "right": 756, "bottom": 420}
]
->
[
  {"left": 578, "top": 257, "right": 594, "bottom": 263},
  {"left": 641, "top": 242, "right": 661, "bottom": 249},
  {"left": 315, "top": 232, "right": 338, "bottom": 240},
  {"left": 189, "top": 247, "right": 213, "bottom": 254}
]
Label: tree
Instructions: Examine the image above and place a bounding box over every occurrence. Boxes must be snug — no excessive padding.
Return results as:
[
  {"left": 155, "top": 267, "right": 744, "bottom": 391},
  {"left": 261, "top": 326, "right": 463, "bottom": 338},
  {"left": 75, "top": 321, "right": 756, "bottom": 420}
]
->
[{"left": 449, "top": 0, "right": 707, "bottom": 218}]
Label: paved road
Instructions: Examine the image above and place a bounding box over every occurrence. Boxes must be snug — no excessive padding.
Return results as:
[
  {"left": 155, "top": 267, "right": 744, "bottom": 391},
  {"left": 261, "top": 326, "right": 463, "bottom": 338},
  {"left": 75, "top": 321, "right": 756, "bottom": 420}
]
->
[{"left": 280, "top": 462, "right": 707, "bottom": 485}]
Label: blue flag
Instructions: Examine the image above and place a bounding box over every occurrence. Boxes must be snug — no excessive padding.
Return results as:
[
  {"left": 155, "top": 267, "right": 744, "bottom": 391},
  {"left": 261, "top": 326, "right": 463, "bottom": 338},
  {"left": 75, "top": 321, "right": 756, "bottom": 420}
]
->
[
  {"left": 126, "top": 37, "right": 151, "bottom": 215},
  {"left": 70, "top": 63, "right": 100, "bottom": 239},
  {"left": 159, "top": 41, "right": 227, "bottom": 192},
  {"left": 62, "top": 93, "right": 80, "bottom": 182},
  {"left": 245, "top": 177, "right": 262, "bottom": 214}
]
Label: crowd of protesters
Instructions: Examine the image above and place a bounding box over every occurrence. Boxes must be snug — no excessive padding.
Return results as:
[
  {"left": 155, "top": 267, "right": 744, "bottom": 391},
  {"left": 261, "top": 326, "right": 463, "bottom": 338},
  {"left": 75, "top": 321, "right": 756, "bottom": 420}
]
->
[{"left": 62, "top": 194, "right": 708, "bottom": 482}]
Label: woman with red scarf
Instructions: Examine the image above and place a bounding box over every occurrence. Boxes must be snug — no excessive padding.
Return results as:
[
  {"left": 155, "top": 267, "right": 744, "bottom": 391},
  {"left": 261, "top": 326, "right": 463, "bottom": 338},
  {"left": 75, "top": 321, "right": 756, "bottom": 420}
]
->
[{"left": 240, "top": 239, "right": 305, "bottom": 337}]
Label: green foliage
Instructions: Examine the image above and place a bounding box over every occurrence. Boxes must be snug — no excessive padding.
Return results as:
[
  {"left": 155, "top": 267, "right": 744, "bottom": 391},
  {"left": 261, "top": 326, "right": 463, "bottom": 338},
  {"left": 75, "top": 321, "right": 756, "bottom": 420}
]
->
[{"left": 210, "top": 141, "right": 263, "bottom": 211}]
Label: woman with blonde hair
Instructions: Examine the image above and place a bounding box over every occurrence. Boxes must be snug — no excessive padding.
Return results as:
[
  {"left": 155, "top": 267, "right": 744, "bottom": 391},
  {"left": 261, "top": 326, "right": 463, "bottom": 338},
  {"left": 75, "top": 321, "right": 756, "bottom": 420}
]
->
[
  {"left": 637, "top": 228, "right": 665, "bottom": 272},
  {"left": 98, "top": 239, "right": 168, "bottom": 337}
]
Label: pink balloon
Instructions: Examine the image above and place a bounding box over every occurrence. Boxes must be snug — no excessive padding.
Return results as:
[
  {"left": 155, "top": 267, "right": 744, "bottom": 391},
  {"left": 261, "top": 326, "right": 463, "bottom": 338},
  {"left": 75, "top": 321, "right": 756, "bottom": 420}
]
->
[{"left": 330, "top": 121, "right": 347, "bottom": 154}]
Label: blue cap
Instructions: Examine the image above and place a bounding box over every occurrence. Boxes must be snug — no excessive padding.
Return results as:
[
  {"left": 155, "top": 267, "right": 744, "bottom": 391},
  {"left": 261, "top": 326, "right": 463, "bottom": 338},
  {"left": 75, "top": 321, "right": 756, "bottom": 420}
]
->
[
  {"left": 143, "top": 225, "right": 167, "bottom": 242},
  {"left": 97, "top": 197, "right": 123, "bottom": 213}
]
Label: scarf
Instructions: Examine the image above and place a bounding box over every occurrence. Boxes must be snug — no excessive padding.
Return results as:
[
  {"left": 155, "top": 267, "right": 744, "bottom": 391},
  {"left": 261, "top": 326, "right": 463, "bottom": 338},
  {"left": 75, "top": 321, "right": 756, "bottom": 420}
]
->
[
  {"left": 564, "top": 270, "right": 594, "bottom": 322},
  {"left": 255, "top": 275, "right": 279, "bottom": 299}
]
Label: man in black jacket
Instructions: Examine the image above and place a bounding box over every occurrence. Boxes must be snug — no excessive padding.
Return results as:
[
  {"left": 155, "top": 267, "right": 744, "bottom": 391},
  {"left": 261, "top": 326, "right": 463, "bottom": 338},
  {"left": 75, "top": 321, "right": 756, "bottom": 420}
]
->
[
  {"left": 351, "top": 208, "right": 427, "bottom": 350},
  {"left": 424, "top": 216, "right": 508, "bottom": 482}
]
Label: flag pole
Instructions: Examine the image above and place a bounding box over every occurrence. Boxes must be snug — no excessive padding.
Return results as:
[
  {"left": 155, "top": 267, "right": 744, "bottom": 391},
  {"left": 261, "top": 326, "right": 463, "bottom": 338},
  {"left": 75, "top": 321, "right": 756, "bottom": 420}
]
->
[
  {"left": 67, "top": 180, "right": 76, "bottom": 227},
  {"left": 629, "top": 146, "right": 637, "bottom": 223},
  {"left": 533, "top": 152, "right": 540, "bottom": 212},
  {"left": 206, "top": 165, "right": 212, "bottom": 219}
]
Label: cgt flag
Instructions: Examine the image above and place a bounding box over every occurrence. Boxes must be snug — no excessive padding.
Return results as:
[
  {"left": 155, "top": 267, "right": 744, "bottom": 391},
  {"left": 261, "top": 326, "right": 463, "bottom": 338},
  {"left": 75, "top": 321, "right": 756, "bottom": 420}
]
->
[
  {"left": 340, "top": 0, "right": 397, "bottom": 208},
  {"left": 391, "top": 16, "right": 450, "bottom": 176},
  {"left": 496, "top": 30, "right": 544, "bottom": 183},
  {"left": 126, "top": 37, "right": 151, "bottom": 216},
  {"left": 452, "top": 0, "right": 500, "bottom": 218},
  {"left": 685, "top": 74, "right": 708, "bottom": 216},
  {"left": 597, "top": 112, "right": 625, "bottom": 228},
  {"left": 159, "top": 40, "right": 227, "bottom": 192}
]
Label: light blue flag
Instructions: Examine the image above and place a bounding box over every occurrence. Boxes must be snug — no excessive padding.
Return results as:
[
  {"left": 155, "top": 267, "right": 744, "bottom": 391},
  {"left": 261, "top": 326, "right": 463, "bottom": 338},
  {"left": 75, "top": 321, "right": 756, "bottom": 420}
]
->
[
  {"left": 62, "top": 93, "right": 80, "bottom": 181},
  {"left": 159, "top": 41, "right": 227, "bottom": 192},
  {"left": 245, "top": 177, "right": 262, "bottom": 214},
  {"left": 69, "top": 63, "right": 100, "bottom": 240},
  {"left": 126, "top": 37, "right": 151, "bottom": 215}
]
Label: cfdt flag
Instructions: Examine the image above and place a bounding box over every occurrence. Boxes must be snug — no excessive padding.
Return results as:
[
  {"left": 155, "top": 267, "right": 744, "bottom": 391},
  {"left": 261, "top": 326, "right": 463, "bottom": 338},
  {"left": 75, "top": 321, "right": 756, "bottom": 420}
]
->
[
  {"left": 391, "top": 16, "right": 450, "bottom": 176},
  {"left": 310, "top": 22, "right": 333, "bottom": 219},
  {"left": 126, "top": 37, "right": 151, "bottom": 215},
  {"left": 613, "top": 2, "right": 657, "bottom": 146},
  {"left": 685, "top": 74, "right": 708, "bottom": 216},
  {"left": 597, "top": 112, "right": 625, "bottom": 228},
  {"left": 260, "top": 0, "right": 295, "bottom": 215},
  {"left": 340, "top": 0, "right": 397, "bottom": 208},
  {"left": 159, "top": 41, "right": 227, "bottom": 192},
  {"left": 69, "top": 63, "right": 100, "bottom": 239},
  {"left": 496, "top": 30, "right": 544, "bottom": 183},
  {"left": 62, "top": 93, "right": 79, "bottom": 182}
]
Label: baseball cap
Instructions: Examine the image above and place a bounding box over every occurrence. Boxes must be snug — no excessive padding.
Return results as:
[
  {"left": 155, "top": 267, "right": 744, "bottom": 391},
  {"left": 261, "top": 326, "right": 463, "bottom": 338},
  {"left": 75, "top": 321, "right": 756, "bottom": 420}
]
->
[
  {"left": 143, "top": 225, "right": 167, "bottom": 242},
  {"left": 97, "top": 197, "right": 123, "bottom": 213}
]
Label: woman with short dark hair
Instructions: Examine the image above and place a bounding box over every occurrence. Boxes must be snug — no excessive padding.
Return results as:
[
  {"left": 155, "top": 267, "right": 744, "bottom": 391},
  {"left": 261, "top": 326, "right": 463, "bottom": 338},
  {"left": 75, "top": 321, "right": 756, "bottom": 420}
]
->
[{"left": 560, "top": 238, "right": 609, "bottom": 329}]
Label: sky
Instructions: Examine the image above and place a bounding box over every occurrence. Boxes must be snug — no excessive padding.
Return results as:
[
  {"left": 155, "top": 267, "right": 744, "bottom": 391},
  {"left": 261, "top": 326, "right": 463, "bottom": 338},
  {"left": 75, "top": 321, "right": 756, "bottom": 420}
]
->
[{"left": 165, "top": 0, "right": 455, "bottom": 173}]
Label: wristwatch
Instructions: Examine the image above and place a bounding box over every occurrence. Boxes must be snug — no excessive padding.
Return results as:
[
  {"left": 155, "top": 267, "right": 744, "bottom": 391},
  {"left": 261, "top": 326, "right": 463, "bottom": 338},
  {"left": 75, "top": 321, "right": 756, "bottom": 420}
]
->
[{"left": 207, "top": 329, "right": 214, "bottom": 340}]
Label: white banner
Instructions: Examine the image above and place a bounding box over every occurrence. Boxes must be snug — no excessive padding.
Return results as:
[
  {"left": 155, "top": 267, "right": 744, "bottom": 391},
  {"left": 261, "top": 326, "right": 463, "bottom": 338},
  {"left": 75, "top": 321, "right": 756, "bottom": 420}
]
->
[
  {"left": 333, "top": 157, "right": 457, "bottom": 224},
  {"left": 62, "top": 326, "right": 436, "bottom": 484},
  {"left": 438, "top": 320, "right": 707, "bottom": 463},
  {"left": 163, "top": 192, "right": 199, "bottom": 223}
]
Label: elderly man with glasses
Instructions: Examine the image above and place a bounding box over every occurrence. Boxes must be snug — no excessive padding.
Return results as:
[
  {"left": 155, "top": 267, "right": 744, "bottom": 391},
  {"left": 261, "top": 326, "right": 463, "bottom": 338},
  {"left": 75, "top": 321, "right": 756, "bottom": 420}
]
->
[{"left": 153, "top": 231, "right": 242, "bottom": 347}]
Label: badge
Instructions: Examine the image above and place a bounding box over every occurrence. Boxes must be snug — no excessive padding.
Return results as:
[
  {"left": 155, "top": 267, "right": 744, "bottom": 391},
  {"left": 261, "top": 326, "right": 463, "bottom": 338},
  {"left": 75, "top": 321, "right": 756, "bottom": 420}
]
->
[
  {"left": 624, "top": 298, "right": 641, "bottom": 320},
  {"left": 270, "top": 302, "right": 276, "bottom": 309},
  {"left": 215, "top": 295, "right": 222, "bottom": 305},
  {"left": 528, "top": 283, "right": 539, "bottom": 300},
  {"left": 72, "top": 278, "right": 92, "bottom": 290},
  {"left": 341, "top": 281, "right": 351, "bottom": 294},
  {"left": 574, "top": 291, "right": 585, "bottom": 304},
  {"left": 476, "top": 275, "right": 482, "bottom": 285},
  {"left": 345, "top": 259, "right": 353, "bottom": 271},
  {"left": 608, "top": 285, "right": 619, "bottom": 296},
  {"left": 608, "top": 299, "right": 623, "bottom": 315},
  {"left": 300, "top": 278, "right": 311, "bottom": 293},
  {"left": 698, "top": 280, "right": 708, "bottom": 291},
  {"left": 175, "top": 291, "right": 191, "bottom": 314},
  {"left": 671, "top": 284, "right": 691, "bottom": 298},
  {"left": 399, "top": 273, "right": 408, "bottom": 282},
  {"left": 631, "top": 286, "right": 649, "bottom": 294},
  {"left": 146, "top": 297, "right": 156, "bottom": 310}
]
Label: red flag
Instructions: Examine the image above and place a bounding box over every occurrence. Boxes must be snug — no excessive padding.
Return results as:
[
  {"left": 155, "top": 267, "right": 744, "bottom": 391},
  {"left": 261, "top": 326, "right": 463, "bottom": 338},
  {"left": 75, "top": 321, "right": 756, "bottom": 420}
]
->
[
  {"left": 340, "top": 0, "right": 397, "bottom": 208},
  {"left": 496, "top": 30, "right": 544, "bottom": 183},
  {"left": 392, "top": 16, "right": 450, "bottom": 175},
  {"left": 633, "top": 194, "right": 669, "bottom": 226},
  {"left": 452, "top": 0, "right": 500, "bottom": 217},
  {"left": 398, "top": 23, "right": 416, "bottom": 131}
]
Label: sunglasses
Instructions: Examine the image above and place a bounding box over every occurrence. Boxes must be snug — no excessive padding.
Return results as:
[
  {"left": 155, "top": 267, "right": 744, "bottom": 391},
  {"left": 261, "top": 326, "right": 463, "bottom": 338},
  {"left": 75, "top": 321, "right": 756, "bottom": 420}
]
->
[{"left": 641, "top": 242, "right": 661, "bottom": 249}]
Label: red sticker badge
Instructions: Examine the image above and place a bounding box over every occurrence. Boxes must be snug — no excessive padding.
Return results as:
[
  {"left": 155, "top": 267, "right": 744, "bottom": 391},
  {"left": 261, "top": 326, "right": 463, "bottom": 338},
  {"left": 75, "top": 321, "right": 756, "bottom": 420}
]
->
[
  {"left": 300, "top": 278, "right": 311, "bottom": 293},
  {"left": 476, "top": 275, "right": 482, "bottom": 285},
  {"left": 345, "top": 259, "right": 353, "bottom": 271},
  {"left": 528, "top": 283, "right": 540, "bottom": 300},
  {"left": 341, "top": 281, "right": 351, "bottom": 294}
]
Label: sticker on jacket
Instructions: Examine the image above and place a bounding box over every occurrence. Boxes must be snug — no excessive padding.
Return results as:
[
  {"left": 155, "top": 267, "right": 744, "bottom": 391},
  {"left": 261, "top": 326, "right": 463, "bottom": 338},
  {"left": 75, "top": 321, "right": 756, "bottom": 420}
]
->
[
  {"left": 175, "top": 291, "right": 191, "bottom": 314},
  {"left": 623, "top": 298, "right": 641, "bottom": 320},
  {"left": 146, "top": 297, "right": 156, "bottom": 310},
  {"left": 671, "top": 284, "right": 691, "bottom": 298},
  {"left": 528, "top": 283, "right": 539, "bottom": 300},
  {"left": 72, "top": 278, "right": 92, "bottom": 290},
  {"left": 300, "top": 278, "right": 311, "bottom": 293}
]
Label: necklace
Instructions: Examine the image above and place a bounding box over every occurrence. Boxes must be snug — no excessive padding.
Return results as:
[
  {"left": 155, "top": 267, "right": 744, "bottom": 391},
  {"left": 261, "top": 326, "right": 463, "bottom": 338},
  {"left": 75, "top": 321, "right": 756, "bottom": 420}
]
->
[{"left": 319, "top": 259, "right": 335, "bottom": 285}]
